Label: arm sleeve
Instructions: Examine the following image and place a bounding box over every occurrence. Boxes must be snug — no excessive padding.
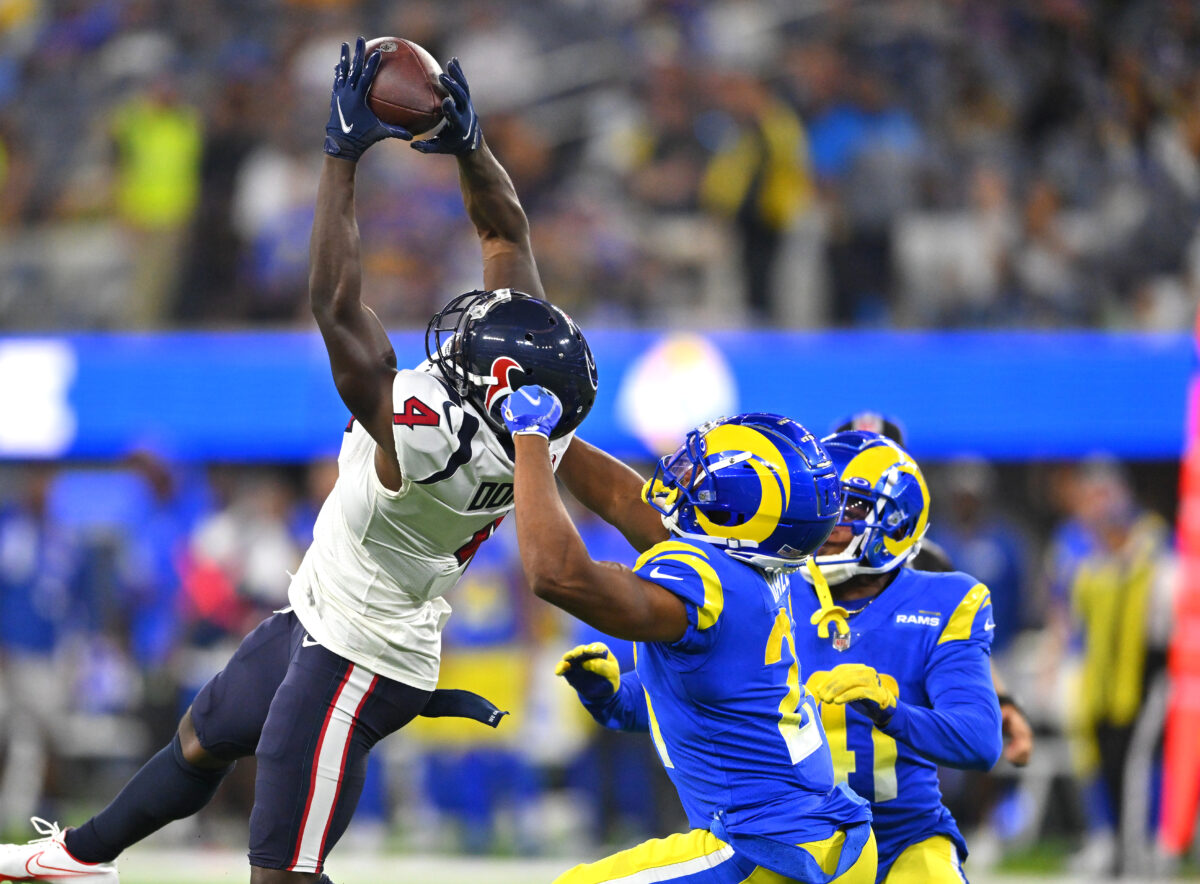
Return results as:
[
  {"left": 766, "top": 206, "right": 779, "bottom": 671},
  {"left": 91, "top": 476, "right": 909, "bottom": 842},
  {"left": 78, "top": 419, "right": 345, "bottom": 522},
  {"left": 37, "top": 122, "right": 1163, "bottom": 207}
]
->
[
  {"left": 580, "top": 671, "right": 650, "bottom": 733},
  {"left": 878, "top": 581, "right": 1002, "bottom": 770}
]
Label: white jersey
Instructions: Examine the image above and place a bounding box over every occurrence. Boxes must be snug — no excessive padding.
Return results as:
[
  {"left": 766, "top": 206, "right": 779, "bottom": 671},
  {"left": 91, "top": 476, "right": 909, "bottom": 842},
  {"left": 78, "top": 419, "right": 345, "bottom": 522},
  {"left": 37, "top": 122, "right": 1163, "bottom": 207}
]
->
[{"left": 288, "top": 365, "right": 574, "bottom": 689}]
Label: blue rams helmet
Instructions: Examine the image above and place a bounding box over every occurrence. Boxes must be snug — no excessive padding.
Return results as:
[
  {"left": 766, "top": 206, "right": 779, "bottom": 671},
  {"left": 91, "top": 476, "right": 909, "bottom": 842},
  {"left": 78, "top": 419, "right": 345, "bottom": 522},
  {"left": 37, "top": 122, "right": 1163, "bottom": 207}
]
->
[
  {"left": 805, "top": 430, "right": 930, "bottom": 585},
  {"left": 425, "top": 289, "right": 598, "bottom": 440},
  {"left": 643, "top": 413, "right": 842, "bottom": 571}
]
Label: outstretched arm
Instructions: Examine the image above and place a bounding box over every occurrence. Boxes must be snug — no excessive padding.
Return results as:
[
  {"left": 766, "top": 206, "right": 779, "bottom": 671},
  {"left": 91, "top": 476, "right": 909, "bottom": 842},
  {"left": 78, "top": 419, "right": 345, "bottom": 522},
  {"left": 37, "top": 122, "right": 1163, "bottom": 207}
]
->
[
  {"left": 505, "top": 387, "right": 687, "bottom": 642},
  {"left": 558, "top": 438, "right": 670, "bottom": 554},
  {"left": 412, "top": 59, "right": 543, "bottom": 297},
  {"left": 309, "top": 157, "right": 397, "bottom": 444},
  {"left": 310, "top": 38, "right": 413, "bottom": 476},
  {"left": 555, "top": 645, "right": 651, "bottom": 732}
]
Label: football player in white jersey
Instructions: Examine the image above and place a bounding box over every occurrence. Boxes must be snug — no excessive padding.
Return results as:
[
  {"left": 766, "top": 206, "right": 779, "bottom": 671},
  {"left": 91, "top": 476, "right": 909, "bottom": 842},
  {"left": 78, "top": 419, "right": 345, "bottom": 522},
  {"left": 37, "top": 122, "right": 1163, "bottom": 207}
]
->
[{"left": 0, "top": 40, "right": 664, "bottom": 884}]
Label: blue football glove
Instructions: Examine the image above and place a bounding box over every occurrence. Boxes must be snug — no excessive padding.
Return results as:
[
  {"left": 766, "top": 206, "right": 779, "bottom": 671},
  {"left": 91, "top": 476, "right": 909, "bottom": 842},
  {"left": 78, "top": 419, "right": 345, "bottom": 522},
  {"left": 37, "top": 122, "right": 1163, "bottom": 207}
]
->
[
  {"left": 502, "top": 385, "right": 562, "bottom": 439},
  {"left": 324, "top": 37, "right": 413, "bottom": 162},
  {"left": 410, "top": 57, "right": 481, "bottom": 155},
  {"left": 555, "top": 643, "right": 620, "bottom": 702}
]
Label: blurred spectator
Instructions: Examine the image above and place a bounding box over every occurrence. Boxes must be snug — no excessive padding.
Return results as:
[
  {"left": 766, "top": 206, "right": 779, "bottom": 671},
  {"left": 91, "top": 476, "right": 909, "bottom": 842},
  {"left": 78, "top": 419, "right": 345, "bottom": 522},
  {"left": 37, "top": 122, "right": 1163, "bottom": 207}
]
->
[
  {"left": 0, "top": 465, "right": 85, "bottom": 830},
  {"left": 1, "top": 0, "right": 1199, "bottom": 331},
  {"left": 176, "top": 469, "right": 299, "bottom": 709},
  {"left": 109, "top": 75, "right": 203, "bottom": 326},
  {"left": 808, "top": 64, "right": 922, "bottom": 325},
  {"left": 175, "top": 79, "right": 259, "bottom": 322},
  {"left": 700, "top": 67, "right": 812, "bottom": 320},
  {"left": 1067, "top": 460, "right": 1175, "bottom": 875},
  {"left": 930, "top": 458, "right": 1031, "bottom": 657}
]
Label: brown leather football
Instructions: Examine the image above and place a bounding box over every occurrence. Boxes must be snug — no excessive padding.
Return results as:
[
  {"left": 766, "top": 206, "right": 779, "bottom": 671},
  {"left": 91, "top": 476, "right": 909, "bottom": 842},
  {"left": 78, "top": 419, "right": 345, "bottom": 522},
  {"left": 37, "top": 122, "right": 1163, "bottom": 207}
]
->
[{"left": 365, "top": 37, "right": 446, "bottom": 135}]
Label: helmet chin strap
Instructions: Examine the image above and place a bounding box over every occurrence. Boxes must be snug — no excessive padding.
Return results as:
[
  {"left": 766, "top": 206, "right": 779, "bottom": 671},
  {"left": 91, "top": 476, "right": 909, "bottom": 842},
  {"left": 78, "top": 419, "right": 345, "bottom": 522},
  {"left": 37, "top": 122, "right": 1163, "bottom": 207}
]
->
[{"left": 806, "top": 559, "right": 850, "bottom": 639}]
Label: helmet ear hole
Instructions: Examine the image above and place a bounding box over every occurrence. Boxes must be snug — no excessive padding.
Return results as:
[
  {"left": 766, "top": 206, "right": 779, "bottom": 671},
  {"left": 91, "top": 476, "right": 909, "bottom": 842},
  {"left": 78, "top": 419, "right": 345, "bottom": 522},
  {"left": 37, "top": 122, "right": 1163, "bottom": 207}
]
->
[
  {"left": 700, "top": 508, "right": 749, "bottom": 528},
  {"left": 524, "top": 332, "right": 534, "bottom": 342}
]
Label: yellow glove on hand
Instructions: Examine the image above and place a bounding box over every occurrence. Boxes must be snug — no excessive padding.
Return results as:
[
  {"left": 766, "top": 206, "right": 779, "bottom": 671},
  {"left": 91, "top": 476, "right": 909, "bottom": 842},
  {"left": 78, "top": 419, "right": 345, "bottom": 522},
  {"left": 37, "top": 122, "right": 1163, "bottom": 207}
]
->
[
  {"left": 808, "top": 663, "right": 898, "bottom": 726},
  {"left": 555, "top": 642, "right": 620, "bottom": 702}
]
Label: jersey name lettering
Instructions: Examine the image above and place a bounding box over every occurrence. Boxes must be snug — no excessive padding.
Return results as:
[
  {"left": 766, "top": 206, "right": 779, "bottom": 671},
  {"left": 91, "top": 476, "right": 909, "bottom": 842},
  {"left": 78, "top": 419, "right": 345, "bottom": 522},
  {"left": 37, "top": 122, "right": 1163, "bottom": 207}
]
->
[
  {"left": 468, "top": 481, "right": 514, "bottom": 511},
  {"left": 394, "top": 396, "right": 440, "bottom": 429},
  {"left": 894, "top": 613, "right": 941, "bottom": 627}
]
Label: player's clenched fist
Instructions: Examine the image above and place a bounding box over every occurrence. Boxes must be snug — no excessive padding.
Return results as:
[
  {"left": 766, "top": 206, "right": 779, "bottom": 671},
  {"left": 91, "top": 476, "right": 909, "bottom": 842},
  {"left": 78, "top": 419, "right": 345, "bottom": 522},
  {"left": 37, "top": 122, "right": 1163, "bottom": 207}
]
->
[
  {"left": 502, "top": 385, "right": 563, "bottom": 439},
  {"left": 809, "top": 663, "right": 898, "bottom": 726},
  {"left": 555, "top": 642, "right": 620, "bottom": 701}
]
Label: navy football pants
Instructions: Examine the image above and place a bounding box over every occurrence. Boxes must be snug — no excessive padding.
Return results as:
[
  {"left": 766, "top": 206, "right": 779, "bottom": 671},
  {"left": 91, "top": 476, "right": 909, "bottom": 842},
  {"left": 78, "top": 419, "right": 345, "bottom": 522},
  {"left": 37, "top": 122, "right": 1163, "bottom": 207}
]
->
[{"left": 190, "top": 610, "right": 431, "bottom": 873}]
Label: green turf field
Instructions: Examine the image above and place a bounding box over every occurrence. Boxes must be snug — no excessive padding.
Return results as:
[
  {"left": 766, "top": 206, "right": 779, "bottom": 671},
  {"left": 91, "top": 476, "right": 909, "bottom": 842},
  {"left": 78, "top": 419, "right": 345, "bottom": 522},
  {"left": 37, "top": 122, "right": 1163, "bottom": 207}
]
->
[{"left": 107, "top": 847, "right": 1193, "bottom": 884}]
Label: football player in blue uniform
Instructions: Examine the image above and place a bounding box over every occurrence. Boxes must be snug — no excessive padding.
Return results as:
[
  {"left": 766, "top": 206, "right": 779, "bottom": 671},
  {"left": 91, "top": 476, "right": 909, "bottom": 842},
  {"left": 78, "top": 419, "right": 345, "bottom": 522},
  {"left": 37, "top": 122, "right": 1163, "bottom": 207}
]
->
[
  {"left": 794, "top": 431, "right": 1002, "bottom": 882},
  {"left": 502, "top": 397, "right": 877, "bottom": 884},
  {"left": 833, "top": 411, "right": 1033, "bottom": 768},
  {"left": 561, "top": 429, "right": 1002, "bottom": 883}
]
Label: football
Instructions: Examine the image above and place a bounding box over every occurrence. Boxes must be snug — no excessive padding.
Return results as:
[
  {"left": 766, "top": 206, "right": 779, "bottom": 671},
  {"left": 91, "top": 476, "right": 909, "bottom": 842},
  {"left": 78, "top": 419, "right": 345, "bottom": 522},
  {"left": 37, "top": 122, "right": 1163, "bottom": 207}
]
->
[{"left": 364, "top": 36, "right": 446, "bottom": 136}]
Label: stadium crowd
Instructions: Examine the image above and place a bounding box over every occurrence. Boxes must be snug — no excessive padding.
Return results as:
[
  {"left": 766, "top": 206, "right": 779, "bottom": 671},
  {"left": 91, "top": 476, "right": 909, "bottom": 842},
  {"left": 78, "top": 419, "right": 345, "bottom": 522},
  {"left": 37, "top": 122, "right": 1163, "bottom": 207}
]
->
[{"left": 0, "top": 0, "right": 1198, "bottom": 330}]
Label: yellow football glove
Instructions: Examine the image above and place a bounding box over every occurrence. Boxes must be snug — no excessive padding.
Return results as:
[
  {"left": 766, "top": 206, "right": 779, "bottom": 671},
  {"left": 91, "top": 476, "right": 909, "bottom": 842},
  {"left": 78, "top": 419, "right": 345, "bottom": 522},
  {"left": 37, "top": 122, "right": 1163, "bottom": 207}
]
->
[
  {"left": 808, "top": 663, "right": 898, "bottom": 726},
  {"left": 555, "top": 642, "right": 620, "bottom": 702}
]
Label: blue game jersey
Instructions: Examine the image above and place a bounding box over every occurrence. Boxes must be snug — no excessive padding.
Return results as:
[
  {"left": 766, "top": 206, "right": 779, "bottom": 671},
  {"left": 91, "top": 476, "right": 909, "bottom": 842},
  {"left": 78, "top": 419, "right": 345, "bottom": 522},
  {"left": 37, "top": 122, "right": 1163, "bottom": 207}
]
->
[
  {"left": 792, "top": 568, "right": 1002, "bottom": 879},
  {"left": 619, "top": 539, "right": 870, "bottom": 853}
]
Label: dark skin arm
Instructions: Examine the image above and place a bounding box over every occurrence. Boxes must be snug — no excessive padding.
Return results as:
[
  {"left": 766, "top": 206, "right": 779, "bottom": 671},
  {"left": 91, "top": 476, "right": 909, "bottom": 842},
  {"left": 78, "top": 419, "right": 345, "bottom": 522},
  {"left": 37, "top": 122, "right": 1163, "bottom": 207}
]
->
[
  {"left": 308, "top": 156, "right": 402, "bottom": 489},
  {"left": 557, "top": 437, "right": 670, "bottom": 554},
  {"left": 456, "top": 136, "right": 543, "bottom": 297},
  {"left": 456, "top": 142, "right": 671, "bottom": 555},
  {"left": 512, "top": 434, "right": 687, "bottom": 642}
]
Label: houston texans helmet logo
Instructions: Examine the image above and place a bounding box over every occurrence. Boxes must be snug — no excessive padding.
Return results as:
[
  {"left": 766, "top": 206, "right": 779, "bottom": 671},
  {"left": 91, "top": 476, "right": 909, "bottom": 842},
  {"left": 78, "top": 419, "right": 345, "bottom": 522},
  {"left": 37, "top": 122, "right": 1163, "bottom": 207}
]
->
[{"left": 484, "top": 356, "right": 524, "bottom": 412}]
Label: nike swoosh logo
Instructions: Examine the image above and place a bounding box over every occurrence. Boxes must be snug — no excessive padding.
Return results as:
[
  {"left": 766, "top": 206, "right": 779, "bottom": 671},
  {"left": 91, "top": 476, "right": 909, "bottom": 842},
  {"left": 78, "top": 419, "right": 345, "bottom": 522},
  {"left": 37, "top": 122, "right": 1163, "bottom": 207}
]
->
[
  {"left": 26, "top": 852, "right": 100, "bottom": 876},
  {"left": 525, "top": 393, "right": 541, "bottom": 406},
  {"left": 984, "top": 620, "right": 996, "bottom": 632},
  {"left": 649, "top": 566, "right": 683, "bottom": 581},
  {"left": 336, "top": 97, "right": 353, "bottom": 134},
  {"left": 302, "top": 634, "right": 321, "bottom": 648}
]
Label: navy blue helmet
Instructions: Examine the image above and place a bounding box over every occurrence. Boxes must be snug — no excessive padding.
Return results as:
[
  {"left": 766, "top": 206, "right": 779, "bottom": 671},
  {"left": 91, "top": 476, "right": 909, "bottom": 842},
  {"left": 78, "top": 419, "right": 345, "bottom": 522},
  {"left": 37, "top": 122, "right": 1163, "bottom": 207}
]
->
[{"left": 425, "top": 289, "right": 598, "bottom": 440}]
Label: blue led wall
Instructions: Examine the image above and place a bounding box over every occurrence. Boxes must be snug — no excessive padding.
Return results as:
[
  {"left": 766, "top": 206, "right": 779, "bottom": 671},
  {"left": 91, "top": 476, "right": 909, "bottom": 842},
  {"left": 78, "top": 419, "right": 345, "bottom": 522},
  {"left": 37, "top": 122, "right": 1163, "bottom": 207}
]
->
[{"left": 0, "top": 330, "right": 1189, "bottom": 462}]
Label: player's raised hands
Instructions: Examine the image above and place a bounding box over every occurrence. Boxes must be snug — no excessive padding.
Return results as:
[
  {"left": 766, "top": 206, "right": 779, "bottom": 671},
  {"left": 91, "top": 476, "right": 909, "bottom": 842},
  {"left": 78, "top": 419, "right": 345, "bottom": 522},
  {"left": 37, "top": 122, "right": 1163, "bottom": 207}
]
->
[
  {"left": 324, "top": 36, "right": 413, "bottom": 162},
  {"left": 809, "top": 663, "right": 899, "bottom": 727},
  {"left": 502, "top": 385, "right": 563, "bottom": 439},
  {"left": 411, "top": 58, "right": 481, "bottom": 155},
  {"left": 556, "top": 643, "right": 620, "bottom": 701}
]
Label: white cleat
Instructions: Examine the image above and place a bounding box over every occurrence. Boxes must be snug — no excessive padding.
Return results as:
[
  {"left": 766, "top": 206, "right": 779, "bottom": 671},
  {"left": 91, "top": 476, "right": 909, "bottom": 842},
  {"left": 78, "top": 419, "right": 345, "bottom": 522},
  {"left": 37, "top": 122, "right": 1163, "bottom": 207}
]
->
[{"left": 0, "top": 818, "right": 118, "bottom": 882}]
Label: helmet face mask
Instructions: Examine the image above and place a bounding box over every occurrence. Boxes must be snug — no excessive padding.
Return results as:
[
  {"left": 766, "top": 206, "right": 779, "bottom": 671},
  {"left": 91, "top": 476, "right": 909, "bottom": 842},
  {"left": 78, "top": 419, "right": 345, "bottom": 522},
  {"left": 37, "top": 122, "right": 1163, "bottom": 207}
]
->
[
  {"left": 806, "top": 430, "right": 931, "bottom": 585},
  {"left": 425, "top": 289, "right": 598, "bottom": 440},
  {"left": 644, "top": 414, "right": 842, "bottom": 572}
]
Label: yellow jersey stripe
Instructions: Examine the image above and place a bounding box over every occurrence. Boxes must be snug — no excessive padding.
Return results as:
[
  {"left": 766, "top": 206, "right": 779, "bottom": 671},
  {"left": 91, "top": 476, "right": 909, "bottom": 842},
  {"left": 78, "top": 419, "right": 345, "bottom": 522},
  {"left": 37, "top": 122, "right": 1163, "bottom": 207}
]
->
[
  {"left": 937, "top": 583, "right": 991, "bottom": 645},
  {"left": 652, "top": 553, "right": 724, "bottom": 630},
  {"left": 644, "top": 688, "right": 674, "bottom": 769},
  {"left": 633, "top": 539, "right": 709, "bottom": 572}
]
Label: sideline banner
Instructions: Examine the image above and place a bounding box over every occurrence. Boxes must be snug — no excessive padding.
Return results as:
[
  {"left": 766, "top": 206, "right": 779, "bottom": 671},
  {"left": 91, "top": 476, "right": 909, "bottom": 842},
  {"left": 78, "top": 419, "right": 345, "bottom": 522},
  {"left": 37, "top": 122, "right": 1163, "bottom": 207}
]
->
[{"left": 0, "top": 330, "right": 1190, "bottom": 462}]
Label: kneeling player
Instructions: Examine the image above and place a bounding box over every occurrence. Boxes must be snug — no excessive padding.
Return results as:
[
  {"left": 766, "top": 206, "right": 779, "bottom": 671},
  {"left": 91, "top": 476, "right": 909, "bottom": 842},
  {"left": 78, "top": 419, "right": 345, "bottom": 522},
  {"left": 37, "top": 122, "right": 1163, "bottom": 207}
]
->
[{"left": 504, "top": 394, "right": 876, "bottom": 884}]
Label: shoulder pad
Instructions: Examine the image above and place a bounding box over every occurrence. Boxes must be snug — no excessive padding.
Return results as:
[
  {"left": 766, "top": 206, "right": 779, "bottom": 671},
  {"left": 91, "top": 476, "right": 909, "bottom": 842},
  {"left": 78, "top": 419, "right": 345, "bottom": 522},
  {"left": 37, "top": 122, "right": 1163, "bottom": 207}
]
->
[
  {"left": 935, "top": 576, "right": 995, "bottom": 646},
  {"left": 634, "top": 540, "right": 723, "bottom": 630},
  {"left": 391, "top": 370, "right": 474, "bottom": 484}
]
